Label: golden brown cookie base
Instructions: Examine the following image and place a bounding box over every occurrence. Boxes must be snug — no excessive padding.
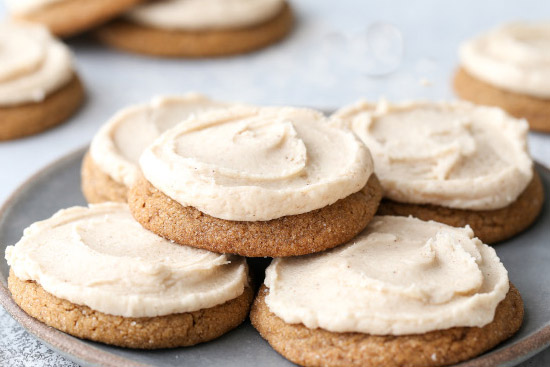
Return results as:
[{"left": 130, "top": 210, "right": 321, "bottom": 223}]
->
[
  {"left": 8, "top": 271, "right": 253, "bottom": 349},
  {"left": 0, "top": 75, "right": 85, "bottom": 141},
  {"left": 95, "top": 2, "right": 293, "bottom": 57},
  {"left": 251, "top": 284, "right": 523, "bottom": 367},
  {"left": 128, "top": 174, "right": 382, "bottom": 257},
  {"left": 454, "top": 67, "right": 550, "bottom": 133},
  {"left": 377, "top": 172, "right": 544, "bottom": 244},
  {"left": 13, "top": 0, "right": 144, "bottom": 38},
  {"left": 81, "top": 151, "right": 128, "bottom": 204}
]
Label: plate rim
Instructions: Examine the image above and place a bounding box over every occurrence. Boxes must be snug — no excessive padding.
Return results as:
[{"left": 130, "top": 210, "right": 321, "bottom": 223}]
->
[{"left": 0, "top": 145, "right": 549, "bottom": 367}]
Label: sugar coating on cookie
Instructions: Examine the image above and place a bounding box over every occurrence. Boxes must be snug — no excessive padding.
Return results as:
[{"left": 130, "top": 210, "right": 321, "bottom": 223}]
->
[
  {"left": 459, "top": 22, "right": 550, "bottom": 99},
  {"left": 140, "top": 106, "right": 374, "bottom": 221},
  {"left": 264, "top": 215, "right": 509, "bottom": 335},
  {"left": 0, "top": 21, "right": 74, "bottom": 106},
  {"left": 333, "top": 100, "right": 533, "bottom": 211},
  {"left": 126, "top": 0, "right": 285, "bottom": 31},
  {"left": 90, "top": 94, "right": 232, "bottom": 189},
  {"left": 5, "top": 202, "right": 248, "bottom": 318}
]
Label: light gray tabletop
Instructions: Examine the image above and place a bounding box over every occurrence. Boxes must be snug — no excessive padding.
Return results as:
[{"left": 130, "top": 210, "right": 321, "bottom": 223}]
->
[{"left": 1, "top": 0, "right": 549, "bottom": 366}]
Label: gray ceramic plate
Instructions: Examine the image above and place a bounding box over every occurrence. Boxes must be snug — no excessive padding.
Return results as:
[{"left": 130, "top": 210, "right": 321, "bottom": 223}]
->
[{"left": 1, "top": 147, "right": 549, "bottom": 367}]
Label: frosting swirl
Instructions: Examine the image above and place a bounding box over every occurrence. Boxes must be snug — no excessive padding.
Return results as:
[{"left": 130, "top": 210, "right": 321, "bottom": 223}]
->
[
  {"left": 5, "top": 203, "right": 248, "bottom": 318},
  {"left": 90, "top": 94, "right": 230, "bottom": 188},
  {"left": 140, "top": 106, "right": 373, "bottom": 221},
  {"left": 126, "top": 0, "right": 285, "bottom": 31},
  {"left": 0, "top": 21, "right": 74, "bottom": 106},
  {"left": 460, "top": 22, "right": 550, "bottom": 98},
  {"left": 333, "top": 100, "right": 533, "bottom": 210},
  {"left": 265, "top": 215, "right": 509, "bottom": 335}
]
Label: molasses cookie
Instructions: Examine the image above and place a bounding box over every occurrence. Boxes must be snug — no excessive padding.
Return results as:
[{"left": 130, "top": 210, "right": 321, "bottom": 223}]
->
[
  {"left": 129, "top": 106, "right": 382, "bottom": 257},
  {"left": 454, "top": 22, "right": 550, "bottom": 132},
  {"left": 5, "top": 0, "right": 143, "bottom": 38},
  {"left": 96, "top": 0, "right": 293, "bottom": 57},
  {"left": 251, "top": 216, "right": 523, "bottom": 367},
  {"left": 5, "top": 203, "right": 252, "bottom": 348},
  {"left": 83, "top": 94, "right": 230, "bottom": 203},
  {"left": 0, "top": 22, "right": 84, "bottom": 141},
  {"left": 333, "top": 100, "right": 544, "bottom": 244}
]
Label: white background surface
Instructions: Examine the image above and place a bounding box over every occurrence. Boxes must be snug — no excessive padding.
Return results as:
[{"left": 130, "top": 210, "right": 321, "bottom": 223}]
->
[{"left": 0, "top": 0, "right": 549, "bottom": 366}]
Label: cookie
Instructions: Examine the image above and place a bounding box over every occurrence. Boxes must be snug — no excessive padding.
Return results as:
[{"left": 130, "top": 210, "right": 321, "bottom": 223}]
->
[
  {"left": 454, "top": 67, "right": 550, "bottom": 133},
  {"left": 333, "top": 100, "right": 541, "bottom": 244},
  {"left": 251, "top": 284, "right": 523, "bottom": 367},
  {"left": 131, "top": 106, "right": 380, "bottom": 257},
  {"left": 252, "top": 215, "right": 522, "bottom": 366},
  {"left": 128, "top": 173, "right": 382, "bottom": 257},
  {"left": 9, "top": 271, "right": 253, "bottom": 349},
  {"left": 0, "top": 74, "right": 84, "bottom": 141},
  {"left": 455, "top": 22, "right": 550, "bottom": 133},
  {"left": 82, "top": 94, "right": 232, "bottom": 204},
  {"left": 81, "top": 151, "right": 128, "bottom": 203},
  {"left": 95, "top": 2, "right": 293, "bottom": 57},
  {"left": 9, "top": 0, "right": 144, "bottom": 38},
  {"left": 378, "top": 170, "right": 544, "bottom": 244},
  {"left": 0, "top": 22, "right": 84, "bottom": 140},
  {"left": 5, "top": 203, "right": 252, "bottom": 348}
]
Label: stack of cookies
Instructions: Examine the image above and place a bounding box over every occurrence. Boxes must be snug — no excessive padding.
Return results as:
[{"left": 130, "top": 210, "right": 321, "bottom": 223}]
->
[{"left": 5, "top": 93, "right": 543, "bottom": 366}]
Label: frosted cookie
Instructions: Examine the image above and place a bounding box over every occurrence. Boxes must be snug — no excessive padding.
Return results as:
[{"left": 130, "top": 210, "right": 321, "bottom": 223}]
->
[
  {"left": 5, "top": 203, "right": 252, "bottom": 349},
  {"left": 0, "top": 22, "right": 84, "bottom": 141},
  {"left": 96, "top": 0, "right": 293, "bottom": 57},
  {"left": 128, "top": 106, "right": 382, "bottom": 257},
  {"left": 454, "top": 22, "right": 550, "bottom": 132},
  {"left": 82, "top": 94, "right": 230, "bottom": 203},
  {"left": 333, "top": 100, "right": 544, "bottom": 244},
  {"left": 5, "top": 0, "right": 143, "bottom": 38},
  {"left": 251, "top": 216, "right": 524, "bottom": 367}
]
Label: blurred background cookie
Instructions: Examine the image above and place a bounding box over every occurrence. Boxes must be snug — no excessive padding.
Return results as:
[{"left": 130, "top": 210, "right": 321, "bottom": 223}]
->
[
  {"left": 454, "top": 22, "right": 550, "bottom": 133},
  {"left": 0, "top": 21, "right": 84, "bottom": 141},
  {"left": 4, "top": 0, "right": 144, "bottom": 38},
  {"left": 96, "top": 0, "right": 293, "bottom": 57}
]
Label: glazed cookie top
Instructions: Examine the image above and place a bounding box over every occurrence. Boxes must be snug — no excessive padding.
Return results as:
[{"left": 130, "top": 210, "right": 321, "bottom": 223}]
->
[
  {"left": 460, "top": 22, "right": 550, "bottom": 98},
  {"left": 5, "top": 203, "right": 248, "bottom": 318},
  {"left": 4, "top": 0, "right": 66, "bottom": 14},
  {"left": 0, "top": 21, "right": 74, "bottom": 106},
  {"left": 126, "top": 0, "right": 285, "bottom": 31},
  {"left": 90, "top": 94, "right": 230, "bottom": 188},
  {"left": 140, "top": 106, "right": 373, "bottom": 221},
  {"left": 264, "top": 215, "right": 509, "bottom": 335},
  {"left": 333, "top": 100, "right": 533, "bottom": 210}
]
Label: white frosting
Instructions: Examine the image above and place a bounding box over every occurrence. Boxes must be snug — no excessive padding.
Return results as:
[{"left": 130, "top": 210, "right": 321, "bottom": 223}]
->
[
  {"left": 90, "top": 94, "right": 231, "bottom": 188},
  {"left": 5, "top": 203, "right": 248, "bottom": 318},
  {"left": 333, "top": 100, "right": 533, "bottom": 210},
  {"left": 265, "top": 216, "right": 509, "bottom": 335},
  {"left": 126, "top": 0, "right": 285, "bottom": 31},
  {"left": 0, "top": 21, "right": 74, "bottom": 106},
  {"left": 4, "top": 0, "right": 67, "bottom": 14},
  {"left": 140, "top": 106, "right": 373, "bottom": 221},
  {"left": 460, "top": 22, "right": 550, "bottom": 98}
]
